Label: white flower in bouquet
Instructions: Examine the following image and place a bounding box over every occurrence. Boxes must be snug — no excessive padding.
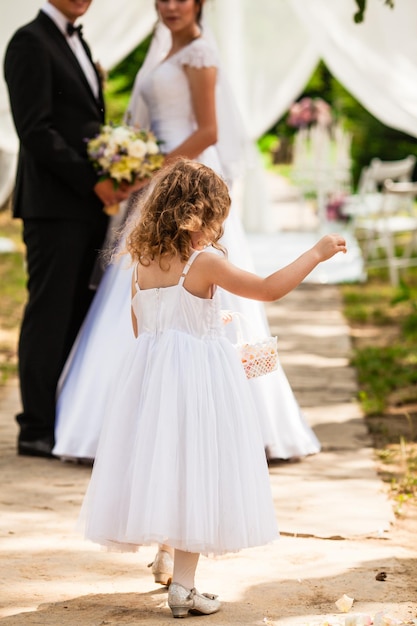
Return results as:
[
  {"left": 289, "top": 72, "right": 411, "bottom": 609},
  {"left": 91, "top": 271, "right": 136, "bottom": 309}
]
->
[
  {"left": 86, "top": 124, "right": 164, "bottom": 214},
  {"left": 128, "top": 139, "right": 148, "bottom": 160},
  {"left": 111, "top": 125, "right": 132, "bottom": 143},
  {"left": 146, "top": 139, "right": 160, "bottom": 155}
]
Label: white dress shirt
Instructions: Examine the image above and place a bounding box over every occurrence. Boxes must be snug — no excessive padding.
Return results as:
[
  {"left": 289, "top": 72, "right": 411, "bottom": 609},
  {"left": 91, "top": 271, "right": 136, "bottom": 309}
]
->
[{"left": 42, "top": 2, "right": 99, "bottom": 99}]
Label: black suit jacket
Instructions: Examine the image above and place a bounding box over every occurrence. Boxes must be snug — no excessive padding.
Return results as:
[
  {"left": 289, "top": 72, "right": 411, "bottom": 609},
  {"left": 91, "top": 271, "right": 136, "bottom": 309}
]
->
[{"left": 4, "top": 11, "right": 105, "bottom": 222}]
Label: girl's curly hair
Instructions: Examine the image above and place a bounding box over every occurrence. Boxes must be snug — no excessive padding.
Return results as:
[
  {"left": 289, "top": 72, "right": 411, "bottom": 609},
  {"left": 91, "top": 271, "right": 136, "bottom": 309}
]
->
[{"left": 125, "top": 158, "right": 231, "bottom": 269}]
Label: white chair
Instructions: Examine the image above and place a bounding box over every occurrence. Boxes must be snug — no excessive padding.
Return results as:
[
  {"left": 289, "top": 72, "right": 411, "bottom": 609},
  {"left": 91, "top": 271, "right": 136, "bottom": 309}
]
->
[
  {"left": 291, "top": 123, "right": 352, "bottom": 229},
  {"left": 358, "top": 155, "right": 416, "bottom": 193},
  {"left": 343, "top": 155, "right": 416, "bottom": 223},
  {"left": 356, "top": 178, "right": 417, "bottom": 286},
  {"left": 340, "top": 156, "right": 417, "bottom": 285}
]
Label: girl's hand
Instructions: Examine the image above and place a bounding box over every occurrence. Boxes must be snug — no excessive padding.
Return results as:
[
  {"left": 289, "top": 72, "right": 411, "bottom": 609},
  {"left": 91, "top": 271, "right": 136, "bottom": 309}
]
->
[
  {"left": 220, "top": 310, "right": 233, "bottom": 325},
  {"left": 119, "top": 178, "right": 151, "bottom": 195},
  {"left": 314, "top": 234, "right": 347, "bottom": 261}
]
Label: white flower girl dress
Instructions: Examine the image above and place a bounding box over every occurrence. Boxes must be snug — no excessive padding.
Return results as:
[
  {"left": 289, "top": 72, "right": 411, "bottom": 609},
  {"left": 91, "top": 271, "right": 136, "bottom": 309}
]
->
[{"left": 81, "top": 251, "right": 279, "bottom": 554}]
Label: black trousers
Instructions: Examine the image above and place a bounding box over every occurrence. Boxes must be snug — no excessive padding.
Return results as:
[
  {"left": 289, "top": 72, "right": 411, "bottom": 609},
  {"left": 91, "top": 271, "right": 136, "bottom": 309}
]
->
[{"left": 16, "top": 216, "right": 108, "bottom": 443}]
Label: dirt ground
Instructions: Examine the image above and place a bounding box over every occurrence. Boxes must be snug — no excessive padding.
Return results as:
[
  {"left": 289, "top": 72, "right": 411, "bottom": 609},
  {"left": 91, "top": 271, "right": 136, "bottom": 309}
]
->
[
  {"left": 0, "top": 379, "right": 416, "bottom": 626},
  {"left": 1, "top": 283, "right": 417, "bottom": 626}
]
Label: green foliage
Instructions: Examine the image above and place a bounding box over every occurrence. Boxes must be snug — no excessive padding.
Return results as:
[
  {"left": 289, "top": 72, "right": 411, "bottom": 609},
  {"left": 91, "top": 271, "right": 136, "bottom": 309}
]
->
[
  {"left": 353, "top": 0, "right": 395, "bottom": 23},
  {"left": 104, "top": 33, "right": 153, "bottom": 124},
  {"left": 0, "top": 360, "right": 17, "bottom": 385},
  {"left": 353, "top": 0, "right": 366, "bottom": 23},
  {"left": 402, "top": 312, "right": 417, "bottom": 340},
  {"left": 342, "top": 269, "right": 417, "bottom": 417},
  {"left": 0, "top": 246, "right": 25, "bottom": 385},
  {"left": 257, "top": 134, "right": 280, "bottom": 154},
  {"left": 342, "top": 287, "right": 393, "bottom": 324},
  {"left": 257, "top": 134, "right": 281, "bottom": 168},
  {"left": 352, "top": 345, "right": 417, "bottom": 415},
  {"left": 0, "top": 251, "right": 26, "bottom": 330}
]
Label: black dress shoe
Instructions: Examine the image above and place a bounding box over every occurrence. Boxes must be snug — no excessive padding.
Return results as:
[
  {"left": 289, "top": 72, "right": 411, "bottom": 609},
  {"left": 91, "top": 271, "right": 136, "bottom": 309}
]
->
[{"left": 17, "top": 438, "right": 55, "bottom": 458}]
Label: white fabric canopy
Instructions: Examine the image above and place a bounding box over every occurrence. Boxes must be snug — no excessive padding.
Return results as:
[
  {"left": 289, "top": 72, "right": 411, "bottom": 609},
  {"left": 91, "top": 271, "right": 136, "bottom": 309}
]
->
[
  {"left": 3, "top": 0, "right": 417, "bottom": 144},
  {"left": 1, "top": 0, "right": 417, "bottom": 220},
  {"left": 290, "top": 0, "right": 417, "bottom": 138}
]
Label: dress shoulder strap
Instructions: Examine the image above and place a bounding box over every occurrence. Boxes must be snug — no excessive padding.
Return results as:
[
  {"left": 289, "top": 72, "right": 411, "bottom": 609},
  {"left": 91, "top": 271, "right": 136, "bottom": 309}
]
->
[
  {"left": 178, "top": 250, "right": 201, "bottom": 286},
  {"left": 133, "top": 262, "right": 140, "bottom": 293}
]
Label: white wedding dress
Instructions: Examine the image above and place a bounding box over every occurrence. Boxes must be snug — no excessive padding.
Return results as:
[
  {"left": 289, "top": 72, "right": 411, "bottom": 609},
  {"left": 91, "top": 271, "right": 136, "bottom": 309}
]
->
[{"left": 53, "top": 36, "right": 320, "bottom": 461}]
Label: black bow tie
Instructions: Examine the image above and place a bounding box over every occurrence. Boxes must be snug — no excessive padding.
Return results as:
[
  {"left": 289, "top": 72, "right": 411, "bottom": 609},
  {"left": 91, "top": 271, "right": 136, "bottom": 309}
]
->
[{"left": 66, "top": 22, "right": 83, "bottom": 37}]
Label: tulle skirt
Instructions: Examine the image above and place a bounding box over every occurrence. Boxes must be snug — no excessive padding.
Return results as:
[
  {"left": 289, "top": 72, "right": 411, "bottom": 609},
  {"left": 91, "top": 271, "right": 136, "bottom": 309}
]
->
[{"left": 80, "top": 330, "right": 279, "bottom": 555}]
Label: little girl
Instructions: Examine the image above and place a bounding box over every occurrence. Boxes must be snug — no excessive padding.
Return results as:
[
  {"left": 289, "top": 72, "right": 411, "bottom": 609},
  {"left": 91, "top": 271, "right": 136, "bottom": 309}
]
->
[{"left": 80, "top": 158, "right": 347, "bottom": 619}]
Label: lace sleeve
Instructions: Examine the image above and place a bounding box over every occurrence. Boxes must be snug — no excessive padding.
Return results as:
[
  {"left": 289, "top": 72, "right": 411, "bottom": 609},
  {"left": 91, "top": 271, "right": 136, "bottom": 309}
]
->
[{"left": 179, "top": 39, "right": 219, "bottom": 69}]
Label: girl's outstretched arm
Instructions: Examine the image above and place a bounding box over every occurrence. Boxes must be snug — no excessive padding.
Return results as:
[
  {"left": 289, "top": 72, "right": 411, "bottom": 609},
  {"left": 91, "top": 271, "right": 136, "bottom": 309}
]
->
[{"left": 201, "top": 234, "right": 347, "bottom": 302}]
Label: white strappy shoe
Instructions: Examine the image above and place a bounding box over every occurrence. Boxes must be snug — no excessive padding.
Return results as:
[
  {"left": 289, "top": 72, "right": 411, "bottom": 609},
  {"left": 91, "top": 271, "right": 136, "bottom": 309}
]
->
[{"left": 168, "top": 582, "right": 220, "bottom": 618}]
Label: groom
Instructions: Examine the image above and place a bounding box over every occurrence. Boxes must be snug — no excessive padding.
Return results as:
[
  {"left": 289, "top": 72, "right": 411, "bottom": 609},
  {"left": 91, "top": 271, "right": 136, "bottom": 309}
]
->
[{"left": 4, "top": 0, "right": 130, "bottom": 457}]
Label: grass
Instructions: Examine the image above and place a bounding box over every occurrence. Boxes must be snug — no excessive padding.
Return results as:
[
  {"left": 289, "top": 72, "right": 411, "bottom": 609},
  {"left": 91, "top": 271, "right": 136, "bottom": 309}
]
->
[
  {"left": 376, "top": 437, "right": 417, "bottom": 516},
  {"left": 340, "top": 267, "right": 417, "bottom": 514},
  {"left": 341, "top": 273, "right": 417, "bottom": 414},
  {"left": 0, "top": 211, "right": 25, "bottom": 383},
  {"left": 0, "top": 250, "right": 26, "bottom": 329}
]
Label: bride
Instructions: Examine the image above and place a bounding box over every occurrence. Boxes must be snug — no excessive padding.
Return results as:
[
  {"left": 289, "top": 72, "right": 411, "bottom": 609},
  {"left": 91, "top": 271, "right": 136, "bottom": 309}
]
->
[{"left": 53, "top": 0, "right": 320, "bottom": 463}]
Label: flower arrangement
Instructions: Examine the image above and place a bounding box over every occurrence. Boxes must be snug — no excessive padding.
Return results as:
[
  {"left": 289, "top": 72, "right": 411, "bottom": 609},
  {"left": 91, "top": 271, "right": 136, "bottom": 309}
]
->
[
  {"left": 287, "top": 97, "right": 332, "bottom": 129},
  {"left": 326, "top": 191, "right": 349, "bottom": 222},
  {"left": 87, "top": 124, "right": 164, "bottom": 214}
]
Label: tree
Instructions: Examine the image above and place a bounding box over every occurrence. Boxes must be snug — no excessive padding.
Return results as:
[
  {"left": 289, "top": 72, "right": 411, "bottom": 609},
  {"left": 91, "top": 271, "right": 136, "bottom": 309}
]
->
[{"left": 353, "top": 0, "right": 394, "bottom": 23}]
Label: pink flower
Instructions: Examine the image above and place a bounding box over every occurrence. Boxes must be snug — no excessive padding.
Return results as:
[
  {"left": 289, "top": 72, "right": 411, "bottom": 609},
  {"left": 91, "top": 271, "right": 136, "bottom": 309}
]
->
[{"left": 287, "top": 97, "right": 333, "bottom": 128}]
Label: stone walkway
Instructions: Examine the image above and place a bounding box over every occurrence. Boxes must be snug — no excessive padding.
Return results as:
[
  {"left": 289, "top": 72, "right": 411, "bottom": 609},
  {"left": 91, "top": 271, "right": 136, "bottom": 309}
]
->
[{"left": 266, "top": 283, "right": 394, "bottom": 539}]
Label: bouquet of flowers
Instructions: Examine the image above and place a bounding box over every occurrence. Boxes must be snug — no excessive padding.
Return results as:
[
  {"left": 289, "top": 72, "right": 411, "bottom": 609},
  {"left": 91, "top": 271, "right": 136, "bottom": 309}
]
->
[{"left": 86, "top": 124, "right": 164, "bottom": 214}]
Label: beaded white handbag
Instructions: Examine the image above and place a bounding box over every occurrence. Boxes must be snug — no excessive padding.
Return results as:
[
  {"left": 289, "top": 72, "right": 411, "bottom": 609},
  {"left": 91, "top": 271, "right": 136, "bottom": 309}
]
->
[{"left": 231, "top": 313, "right": 279, "bottom": 379}]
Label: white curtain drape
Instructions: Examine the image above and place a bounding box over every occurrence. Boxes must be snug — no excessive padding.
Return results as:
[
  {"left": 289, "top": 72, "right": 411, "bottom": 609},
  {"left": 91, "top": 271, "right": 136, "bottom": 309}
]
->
[
  {"left": 205, "top": 0, "right": 319, "bottom": 139},
  {"left": 2, "top": 0, "right": 417, "bottom": 224},
  {"left": 290, "top": 0, "right": 417, "bottom": 139}
]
